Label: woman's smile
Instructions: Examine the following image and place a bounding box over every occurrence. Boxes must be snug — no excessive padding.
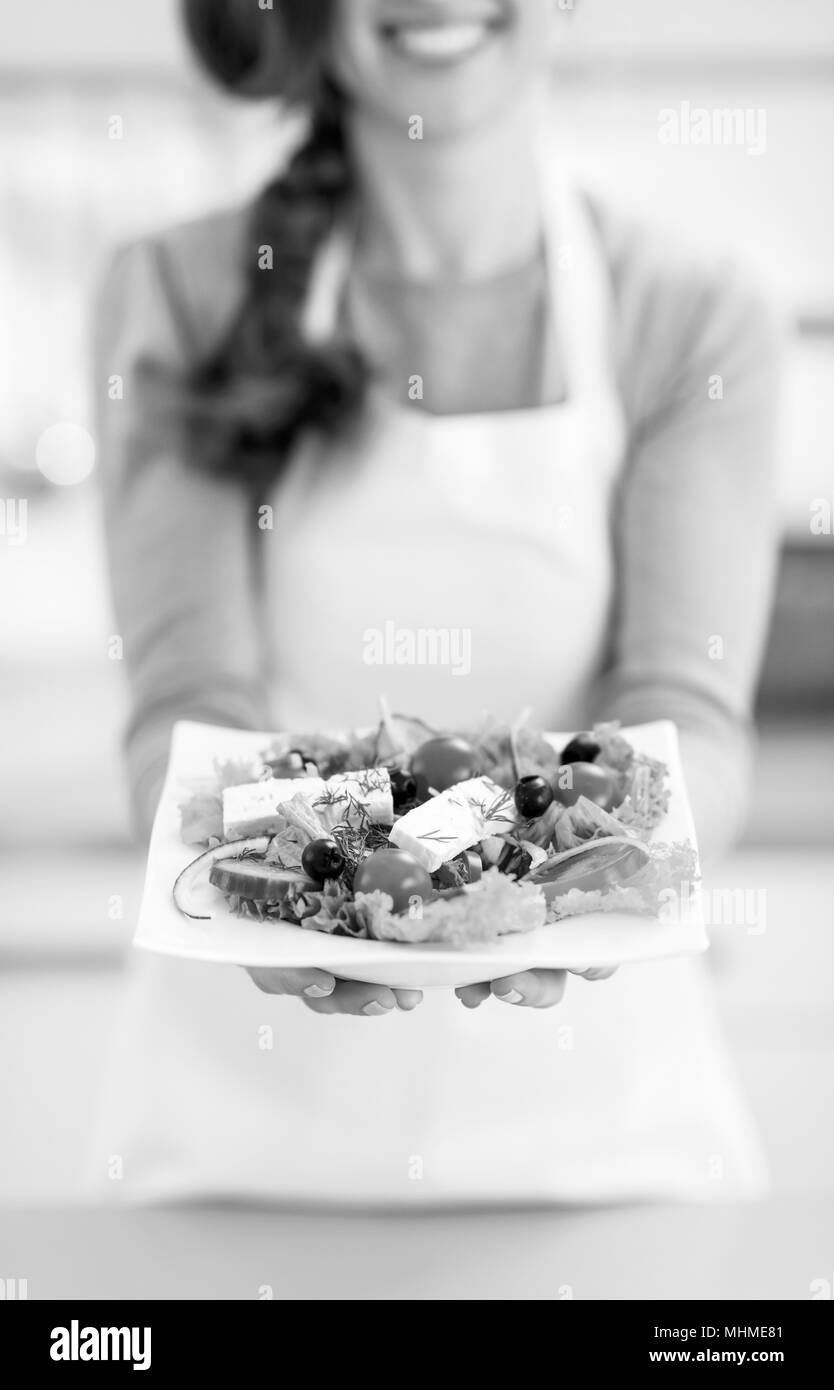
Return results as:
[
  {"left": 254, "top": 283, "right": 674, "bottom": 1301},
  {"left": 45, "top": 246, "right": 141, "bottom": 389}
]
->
[
  {"left": 377, "top": 1, "right": 513, "bottom": 67},
  {"left": 331, "top": 0, "right": 547, "bottom": 136}
]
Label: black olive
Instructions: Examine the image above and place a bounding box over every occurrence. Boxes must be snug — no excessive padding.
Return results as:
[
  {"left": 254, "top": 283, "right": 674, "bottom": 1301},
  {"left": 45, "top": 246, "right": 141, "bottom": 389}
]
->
[
  {"left": 389, "top": 767, "right": 419, "bottom": 809},
  {"left": 513, "top": 775, "right": 554, "bottom": 818},
  {"left": 301, "top": 839, "right": 346, "bottom": 883},
  {"left": 560, "top": 732, "right": 601, "bottom": 765}
]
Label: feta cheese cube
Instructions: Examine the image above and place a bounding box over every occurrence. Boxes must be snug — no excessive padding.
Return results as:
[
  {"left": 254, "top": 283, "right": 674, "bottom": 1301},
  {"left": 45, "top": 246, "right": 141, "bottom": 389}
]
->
[
  {"left": 222, "top": 768, "right": 394, "bottom": 840},
  {"left": 223, "top": 777, "right": 326, "bottom": 840},
  {"left": 389, "top": 777, "right": 520, "bottom": 872},
  {"left": 311, "top": 769, "right": 394, "bottom": 831}
]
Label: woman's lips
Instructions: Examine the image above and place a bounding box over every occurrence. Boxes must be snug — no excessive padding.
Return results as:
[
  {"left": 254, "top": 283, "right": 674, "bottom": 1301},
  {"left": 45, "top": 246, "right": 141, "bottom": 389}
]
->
[{"left": 378, "top": 5, "right": 511, "bottom": 65}]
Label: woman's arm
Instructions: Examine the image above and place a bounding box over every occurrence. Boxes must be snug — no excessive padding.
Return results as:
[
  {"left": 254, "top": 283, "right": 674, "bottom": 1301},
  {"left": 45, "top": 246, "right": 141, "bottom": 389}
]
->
[
  {"left": 591, "top": 250, "right": 784, "bottom": 862},
  {"left": 95, "top": 230, "right": 423, "bottom": 1015},
  {"left": 459, "top": 252, "right": 783, "bottom": 1013},
  {"left": 94, "top": 234, "right": 271, "bottom": 837}
]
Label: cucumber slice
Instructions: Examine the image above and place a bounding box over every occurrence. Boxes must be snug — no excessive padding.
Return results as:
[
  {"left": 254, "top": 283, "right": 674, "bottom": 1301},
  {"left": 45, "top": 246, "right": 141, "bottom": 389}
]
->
[
  {"left": 173, "top": 837, "right": 270, "bottom": 920},
  {"left": 522, "top": 836, "right": 650, "bottom": 902},
  {"left": 209, "top": 859, "right": 315, "bottom": 902}
]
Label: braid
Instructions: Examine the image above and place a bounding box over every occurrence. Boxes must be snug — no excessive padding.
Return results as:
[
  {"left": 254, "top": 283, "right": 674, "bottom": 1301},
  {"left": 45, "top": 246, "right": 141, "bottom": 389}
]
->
[{"left": 187, "top": 80, "right": 369, "bottom": 484}]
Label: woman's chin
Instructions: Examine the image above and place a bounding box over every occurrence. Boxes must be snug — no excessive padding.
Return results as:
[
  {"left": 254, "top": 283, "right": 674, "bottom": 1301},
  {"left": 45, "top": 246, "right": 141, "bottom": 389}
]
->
[{"left": 364, "top": 41, "right": 527, "bottom": 137}]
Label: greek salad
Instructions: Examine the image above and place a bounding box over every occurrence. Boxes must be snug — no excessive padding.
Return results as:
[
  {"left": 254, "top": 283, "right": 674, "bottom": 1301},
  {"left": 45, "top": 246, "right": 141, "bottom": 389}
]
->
[{"left": 174, "top": 712, "right": 697, "bottom": 947}]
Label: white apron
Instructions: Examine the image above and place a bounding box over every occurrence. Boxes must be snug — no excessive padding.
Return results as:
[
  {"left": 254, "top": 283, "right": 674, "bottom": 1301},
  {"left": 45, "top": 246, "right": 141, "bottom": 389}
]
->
[{"left": 89, "top": 175, "right": 766, "bottom": 1205}]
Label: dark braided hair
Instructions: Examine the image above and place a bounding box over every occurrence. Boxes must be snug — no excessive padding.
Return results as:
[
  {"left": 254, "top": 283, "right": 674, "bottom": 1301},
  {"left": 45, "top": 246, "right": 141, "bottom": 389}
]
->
[{"left": 180, "top": 0, "right": 368, "bottom": 484}]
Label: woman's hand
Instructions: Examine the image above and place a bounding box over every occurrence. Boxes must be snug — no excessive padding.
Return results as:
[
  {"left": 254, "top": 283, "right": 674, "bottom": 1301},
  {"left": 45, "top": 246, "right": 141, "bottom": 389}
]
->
[
  {"left": 247, "top": 968, "right": 422, "bottom": 1016},
  {"left": 455, "top": 966, "right": 616, "bottom": 1010}
]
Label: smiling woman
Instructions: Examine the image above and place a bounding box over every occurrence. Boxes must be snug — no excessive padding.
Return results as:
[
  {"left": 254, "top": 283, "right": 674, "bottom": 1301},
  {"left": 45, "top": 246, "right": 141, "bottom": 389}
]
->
[
  {"left": 91, "top": 0, "right": 784, "bottom": 1207},
  {"left": 175, "top": 0, "right": 552, "bottom": 485},
  {"left": 333, "top": 0, "right": 544, "bottom": 126},
  {"left": 380, "top": 15, "right": 505, "bottom": 61}
]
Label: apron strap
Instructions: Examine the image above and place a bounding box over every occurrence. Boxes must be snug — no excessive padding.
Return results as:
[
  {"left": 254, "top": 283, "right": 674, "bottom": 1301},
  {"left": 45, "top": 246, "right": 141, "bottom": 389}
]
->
[{"left": 538, "top": 163, "right": 618, "bottom": 408}]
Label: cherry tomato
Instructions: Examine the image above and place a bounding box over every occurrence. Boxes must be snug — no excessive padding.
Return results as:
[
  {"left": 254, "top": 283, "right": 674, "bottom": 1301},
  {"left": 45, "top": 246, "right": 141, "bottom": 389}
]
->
[
  {"left": 553, "top": 760, "right": 616, "bottom": 810},
  {"left": 410, "top": 736, "right": 480, "bottom": 797},
  {"left": 513, "top": 775, "right": 554, "bottom": 818},
  {"left": 560, "top": 732, "right": 601, "bottom": 765},
  {"left": 353, "top": 847, "right": 433, "bottom": 914},
  {"left": 301, "top": 839, "right": 346, "bottom": 882}
]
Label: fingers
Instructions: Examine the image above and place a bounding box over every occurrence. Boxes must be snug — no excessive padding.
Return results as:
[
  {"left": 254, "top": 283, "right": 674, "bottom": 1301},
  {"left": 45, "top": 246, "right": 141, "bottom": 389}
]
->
[
  {"left": 247, "top": 967, "right": 337, "bottom": 999},
  {"left": 490, "top": 970, "right": 567, "bottom": 1009},
  {"left": 455, "top": 981, "right": 492, "bottom": 1010},
  {"left": 305, "top": 982, "right": 422, "bottom": 1016},
  {"left": 455, "top": 971, "right": 567, "bottom": 1009},
  {"left": 302, "top": 978, "right": 401, "bottom": 1016},
  {"left": 247, "top": 969, "right": 423, "bottom": 1015},
  {"left": 571, "top": 965, "right": 618, "bottom": 981},
  {"left": 393, "top": 989, "right": 424, "bottom": 1012}
]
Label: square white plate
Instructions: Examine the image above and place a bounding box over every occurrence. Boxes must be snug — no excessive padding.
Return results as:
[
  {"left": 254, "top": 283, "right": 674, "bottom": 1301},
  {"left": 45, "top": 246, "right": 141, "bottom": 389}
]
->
[{"left": 134, "top": 719, "right": 706, "bottom": 988}]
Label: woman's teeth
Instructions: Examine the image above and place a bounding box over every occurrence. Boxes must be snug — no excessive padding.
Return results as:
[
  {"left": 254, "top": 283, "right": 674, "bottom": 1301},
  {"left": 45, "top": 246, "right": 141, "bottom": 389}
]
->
[{"left": 385, "top": 22, "right": 493, "bottom": 62}]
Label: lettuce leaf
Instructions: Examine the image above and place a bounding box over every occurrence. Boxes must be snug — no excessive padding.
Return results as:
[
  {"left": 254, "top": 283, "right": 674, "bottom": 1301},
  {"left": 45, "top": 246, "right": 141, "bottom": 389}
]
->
[
  {"left": 592, "top": 722, "right": 670, "bottom": 831},
  {"left": 179, "top": 756, "right": 267, "bottom": 846},
  {"left": 471, "top": 721, "right": 561, "bottom": 789},
  {"left": 547, "top": 840, "right": 698, "bottom": 921},
  {"left": 551, "top": 796, "right": 639, "bottom": 850},
  {"left": 368, "top": 868, "right": 547, "bottom": 946},
  {"left": 179, "top": 790, "right": 223, "bottom": 846},
  {"left": 213, "top": 756, "right": 267, "bottom": 790}
]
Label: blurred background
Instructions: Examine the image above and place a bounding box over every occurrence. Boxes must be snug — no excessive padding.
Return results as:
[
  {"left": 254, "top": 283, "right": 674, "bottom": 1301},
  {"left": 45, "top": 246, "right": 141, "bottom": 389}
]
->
[{"left": 1, "top": 0, "right": 833, "bottom": 1298}]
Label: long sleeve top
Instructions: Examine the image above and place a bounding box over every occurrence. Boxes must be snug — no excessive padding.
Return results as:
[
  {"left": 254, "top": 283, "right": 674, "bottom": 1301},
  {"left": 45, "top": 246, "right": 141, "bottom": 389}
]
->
[{"left": 94, "top": 194, "right": 782, "bottom": 860}]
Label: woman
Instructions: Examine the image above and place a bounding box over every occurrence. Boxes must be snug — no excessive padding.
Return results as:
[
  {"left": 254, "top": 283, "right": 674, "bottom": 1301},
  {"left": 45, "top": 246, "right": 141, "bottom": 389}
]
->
[{"left": 92, "top": 0, "right": 780, "bottom": 1203}]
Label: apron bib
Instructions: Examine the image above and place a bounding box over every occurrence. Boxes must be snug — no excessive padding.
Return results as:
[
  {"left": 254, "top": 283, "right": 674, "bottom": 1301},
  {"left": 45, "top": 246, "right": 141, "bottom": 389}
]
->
[
  {"left": 89, "top": 174, "right": 766, "bottom": 1205},
  {"left": 265, "top": 180, "right": 621, "bottom": 733}
]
